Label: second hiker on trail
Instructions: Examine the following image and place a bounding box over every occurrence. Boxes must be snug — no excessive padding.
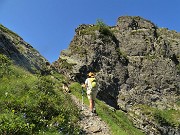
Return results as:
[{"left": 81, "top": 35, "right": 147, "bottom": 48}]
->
[{"left": 82, "top": 72, "right": 98, "bottom": 115}]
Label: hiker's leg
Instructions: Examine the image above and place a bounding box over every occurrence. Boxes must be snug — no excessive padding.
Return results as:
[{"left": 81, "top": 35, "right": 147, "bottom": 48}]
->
[
  {"left": 92, "top": 90, "right": 98, "bottom": 112},
  {"left": 92, "top": 100, "right": 94, "bottom": 108},
  {"left": 92, "top": 99, "right": 96, "bottom": 112},
  {"left": 87, "top": 88, "right": 93, "bottom": 112},
  {"left": 89, "top": 99, "right": 93, "bottom": 112}
]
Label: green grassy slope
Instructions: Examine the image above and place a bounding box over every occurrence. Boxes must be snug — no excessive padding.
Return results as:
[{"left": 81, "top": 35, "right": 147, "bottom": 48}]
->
[{"left": 0, "top": 54, "right": 81, "bottom": 134}]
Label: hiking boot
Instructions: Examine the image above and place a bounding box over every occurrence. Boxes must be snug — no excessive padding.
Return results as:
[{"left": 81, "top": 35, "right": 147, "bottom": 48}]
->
[
  {"left": 92, "top": 109, "right": 96, "bottom": 114},
  {"left": 90, "top": 110, "right": 97, "bottom": 116},
  {"left": 90, "top": 112, "right": 97, "bottom": 116}
]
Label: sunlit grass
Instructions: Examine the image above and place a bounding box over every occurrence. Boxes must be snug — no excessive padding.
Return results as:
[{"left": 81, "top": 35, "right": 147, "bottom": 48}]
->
[{"left": 0, "top": 56, "right": 81, "bottom": 134}]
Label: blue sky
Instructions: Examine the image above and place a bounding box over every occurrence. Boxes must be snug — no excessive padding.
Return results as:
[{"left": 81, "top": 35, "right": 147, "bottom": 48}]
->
[{"left": 1, "top": 0, "right": 180, "bottom": 63}]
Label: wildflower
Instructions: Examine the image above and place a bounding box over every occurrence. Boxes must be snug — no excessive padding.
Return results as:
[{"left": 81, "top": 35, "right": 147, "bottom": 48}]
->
[
  {"left": 12, "top": 110, "right": 15, "bottom": 113},
  {"left": 5, "top": 92, "right": 8, "bottom": 96}
]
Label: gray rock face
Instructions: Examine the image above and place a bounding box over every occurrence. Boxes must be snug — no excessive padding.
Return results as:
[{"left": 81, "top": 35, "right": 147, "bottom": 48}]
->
[
  {"left": 53, "top": 16, "right": 180, "bottom": 134},
  {"left": 0, "top": 24, "right": 49, "bottom": 73}
]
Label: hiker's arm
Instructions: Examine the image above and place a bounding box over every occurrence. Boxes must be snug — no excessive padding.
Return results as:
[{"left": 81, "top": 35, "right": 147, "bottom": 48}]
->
[
  {"left": 82, "top": 79, "right": 88, "bottom": 89},
  {"left": 81, "top": 84, "right": 87, "bottom": 88}
]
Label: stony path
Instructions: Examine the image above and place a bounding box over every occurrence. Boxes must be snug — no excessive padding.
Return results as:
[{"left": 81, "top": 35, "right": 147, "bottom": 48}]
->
[{"left": 71, "top": 95, "right": 111, "bottom": 135}]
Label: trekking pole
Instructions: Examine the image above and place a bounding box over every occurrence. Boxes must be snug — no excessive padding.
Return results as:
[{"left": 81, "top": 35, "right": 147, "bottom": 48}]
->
[{"left": 81, "top": 86, "right": 84, "bottom": 111}]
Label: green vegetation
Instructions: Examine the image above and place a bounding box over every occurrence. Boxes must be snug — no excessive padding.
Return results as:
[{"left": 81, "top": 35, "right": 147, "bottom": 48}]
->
[
  {"left": 154, "top": 109, "right": 180, "bottom": 127},
  {"left": 145, "top": 54, "right": 158, "bottom": 61},
  {"left": 96, "top": 101, "right": 144, "bottom": 135},
  {"left": 0, "top": 54, "right": 80, "bottom": 134},
  {"left": 130, "top": 29, "right": 148, "bottom": 35},
  {"left": 0, "top": 54, "right": 12, "bottom": 78},
  {"left": 157, "top": 28, "right": 180, "bottom": 39},
  {"left": 133, "top": 105, "right": 180, "bottom": 128},
  {"left": 57, "top": 58, "right": 76, "bottom": 70},
  {"left": 80, "top": 19, "right": 114, "bottom": 37},
  {"left": 2, "top": 52, "right": 178, "bottom": 134},
  {"left": 96, "top": 19, "right": 114, "bottom": 36},
  {"left": 69, "top": 43, "right": 87, "bottom": 58},
  {"left": 0, "top": 24, "right": 19, "bottom": 38},
  {"left": 176, "top": 63, "right": 180, "bottom": 74},
  {"left": 116, "top": 49, "right": 128, "bottom": 59},
  {"left": 176, "top": 98, "right": 180, "bottom": 106},
  {"left": 69, "top": 82, "right": 144, "bottom": 135}
]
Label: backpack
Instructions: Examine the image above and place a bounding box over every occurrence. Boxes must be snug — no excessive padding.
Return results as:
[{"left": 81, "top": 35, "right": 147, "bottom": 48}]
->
[{"left": 89, "top": 77, "right": 97, "bottom": 88}]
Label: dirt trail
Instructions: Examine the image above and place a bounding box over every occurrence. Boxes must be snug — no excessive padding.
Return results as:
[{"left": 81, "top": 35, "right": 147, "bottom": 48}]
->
[{"left": 71, "top": 95, "right": 111, "bottom": 135}]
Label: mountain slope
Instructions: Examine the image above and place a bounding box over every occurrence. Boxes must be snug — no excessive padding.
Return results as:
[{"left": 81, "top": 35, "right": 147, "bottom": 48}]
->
[
  {"left": 0, "top": 54, "right": 81, "bottom": 134},
  {"left": 0, "top": 24, "right": 49, "bottom": 73},
  {"left": 0, "top": 25, "right": 81, "bottom": 134}
]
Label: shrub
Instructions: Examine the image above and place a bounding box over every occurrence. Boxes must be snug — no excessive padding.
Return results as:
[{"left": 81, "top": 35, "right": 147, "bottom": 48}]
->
[
  {"left": 0, "top": 54, "right": 12, "bottom": 77},
  {"left": 96, "top": 19, "right": 114, "bottom": 36},
  {"left": 0, "top": 111, "right": 35, "bottom": 134},
  {"left": 80, "top": 19, "right": 114, "bottom": 37}
]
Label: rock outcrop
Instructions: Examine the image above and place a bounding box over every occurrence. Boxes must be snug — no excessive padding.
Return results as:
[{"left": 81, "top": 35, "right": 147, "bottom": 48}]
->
[
  {"left": 0, "top": 24, "right": 49, "bottom": 73},
  {"left": 53, "top": 16, "right": 180, "bottom": 134}
]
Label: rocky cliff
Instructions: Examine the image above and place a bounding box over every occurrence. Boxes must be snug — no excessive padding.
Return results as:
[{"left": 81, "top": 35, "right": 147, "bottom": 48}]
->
[
  {"left": 53, "top": 16, "right": 180, "bottom": 134},
  {"left": 0, "top": 24, "right": 49, "bottom": 73}
]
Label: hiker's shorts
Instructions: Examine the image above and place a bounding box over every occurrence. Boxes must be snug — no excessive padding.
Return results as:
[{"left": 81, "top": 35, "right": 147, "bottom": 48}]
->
[{"left": 87, "top": 87, "right": 98, "bottom": 100}]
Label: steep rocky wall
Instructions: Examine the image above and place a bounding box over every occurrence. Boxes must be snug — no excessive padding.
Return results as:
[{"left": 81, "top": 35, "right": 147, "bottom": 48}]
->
[
  {"left": 114, "top": 16, "right": 179, "bottom": 109},
  {"left": 53, "top": 16, "right": 180, "bottom": 134},
  {"left": 53, "top": 24, "right": 129, "bottom": 107},
  {"left": 0, "top": 24, "right": 49, "bottom": 73}
]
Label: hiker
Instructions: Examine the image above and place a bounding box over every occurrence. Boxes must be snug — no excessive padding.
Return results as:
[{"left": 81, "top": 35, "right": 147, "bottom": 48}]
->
[{"left": 82, "top": 72, "right": 98, "bottom": 115}]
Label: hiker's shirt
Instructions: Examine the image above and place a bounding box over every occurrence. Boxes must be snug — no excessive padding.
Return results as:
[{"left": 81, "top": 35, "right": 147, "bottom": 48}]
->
[
  {"left": 85, "top": 77, "right": 98, "bottom": 99},
  {"left": 85, "top": 78, "right": 92, "bottom": 91},
  {"left": 85, "top": 77, "right": 96, "bottom": 90}
]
